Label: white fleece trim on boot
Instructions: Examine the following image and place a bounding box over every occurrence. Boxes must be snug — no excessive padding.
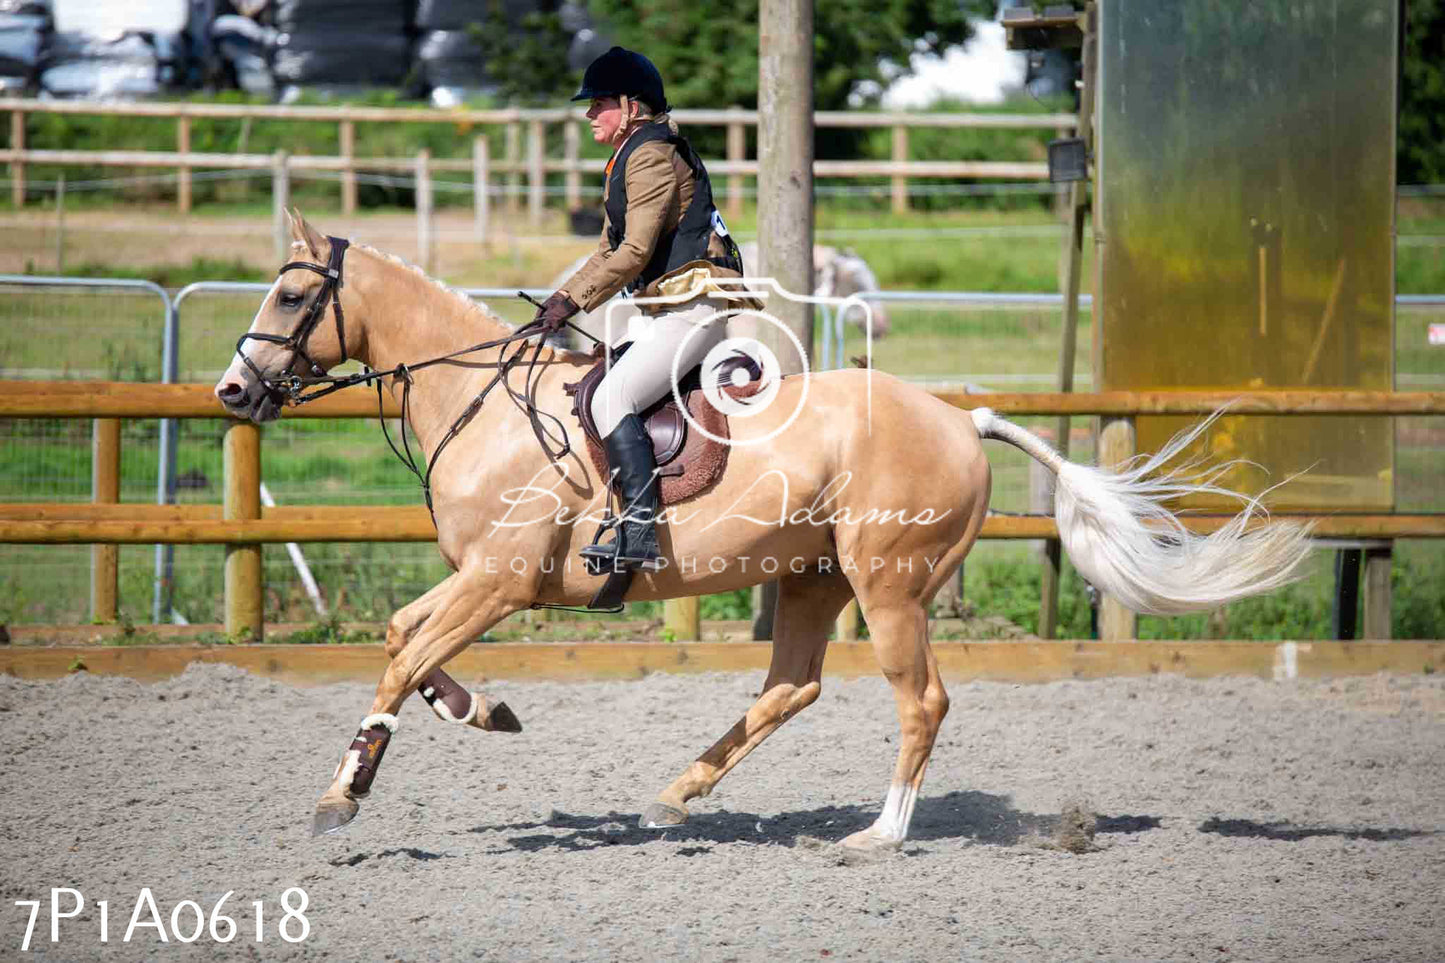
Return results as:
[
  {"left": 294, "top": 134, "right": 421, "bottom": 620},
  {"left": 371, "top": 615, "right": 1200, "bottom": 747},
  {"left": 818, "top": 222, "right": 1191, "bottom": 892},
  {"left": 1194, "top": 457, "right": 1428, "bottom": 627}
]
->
[
  {"left": 335, "top": 749, "right": 362, "bottom": 794},
  {"left": 429, "top": 692, "right": 478, "bottom": 726},
  {"left": 359, "top": 712, "right": 399, "bottom": 733}
]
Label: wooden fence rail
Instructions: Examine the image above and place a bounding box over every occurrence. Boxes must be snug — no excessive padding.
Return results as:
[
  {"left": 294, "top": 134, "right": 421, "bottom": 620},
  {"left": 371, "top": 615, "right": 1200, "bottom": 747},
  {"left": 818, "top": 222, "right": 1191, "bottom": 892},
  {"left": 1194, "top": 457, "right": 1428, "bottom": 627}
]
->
[
  {"left": 5, "top": 382, "right": 1445, "bottom": 420},
  {"left": 3, "top": 381, "right": 1442, "bottom": 641},
  {"left": 2, "top": 99, "right": 1073, "bottom": 218}
]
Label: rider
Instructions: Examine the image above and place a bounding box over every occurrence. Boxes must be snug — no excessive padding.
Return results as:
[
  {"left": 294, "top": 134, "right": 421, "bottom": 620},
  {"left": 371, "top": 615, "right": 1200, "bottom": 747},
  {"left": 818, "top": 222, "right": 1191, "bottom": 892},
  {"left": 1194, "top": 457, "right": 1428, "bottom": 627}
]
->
[{"left": 533, "top": 46, "right": 746, "bottom": 573}]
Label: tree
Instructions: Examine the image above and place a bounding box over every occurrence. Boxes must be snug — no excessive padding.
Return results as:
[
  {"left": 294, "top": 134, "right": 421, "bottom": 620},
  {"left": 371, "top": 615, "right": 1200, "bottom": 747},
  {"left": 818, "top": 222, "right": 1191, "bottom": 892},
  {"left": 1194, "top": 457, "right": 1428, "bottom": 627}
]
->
[
  {"left": 1400, "top": 0, "right": 1445, "bottom": 184},
  {"left": 468, "top": 1, "right": 576, "bottom": 107},
  {"left": 582, "top": 0, "right": 997, "bottom": 155}
]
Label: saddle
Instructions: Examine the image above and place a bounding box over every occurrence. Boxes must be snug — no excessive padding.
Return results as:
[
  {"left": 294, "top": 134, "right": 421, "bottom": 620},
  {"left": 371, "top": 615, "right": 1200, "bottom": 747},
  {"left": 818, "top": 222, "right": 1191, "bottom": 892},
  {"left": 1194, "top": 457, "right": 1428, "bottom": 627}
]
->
[{"left": 562, "top": 341, "right": 765, "bottom": 504}]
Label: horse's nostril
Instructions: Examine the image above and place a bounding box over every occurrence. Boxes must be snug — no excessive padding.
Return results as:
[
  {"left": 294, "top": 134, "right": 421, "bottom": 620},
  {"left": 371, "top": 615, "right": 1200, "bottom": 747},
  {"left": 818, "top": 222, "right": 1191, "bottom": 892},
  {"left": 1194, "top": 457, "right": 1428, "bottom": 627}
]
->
[{"left": 218, "top": 381, "right": 244, "bottom": 399}]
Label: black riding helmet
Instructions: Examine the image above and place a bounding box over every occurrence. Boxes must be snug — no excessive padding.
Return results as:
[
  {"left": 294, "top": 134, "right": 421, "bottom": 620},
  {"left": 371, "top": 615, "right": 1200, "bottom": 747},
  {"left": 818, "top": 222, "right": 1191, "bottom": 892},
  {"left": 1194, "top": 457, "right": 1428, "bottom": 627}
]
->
[{"left": 570, "top": 46, "right": 669, "bottom": 114}]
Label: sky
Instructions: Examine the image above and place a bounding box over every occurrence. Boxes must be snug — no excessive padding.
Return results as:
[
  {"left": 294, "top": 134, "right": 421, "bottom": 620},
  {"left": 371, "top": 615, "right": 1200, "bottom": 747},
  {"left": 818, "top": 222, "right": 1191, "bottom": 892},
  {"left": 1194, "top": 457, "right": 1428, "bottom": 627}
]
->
[{"left": 882, "top": 19, "right": 1028, "bottom": 107}]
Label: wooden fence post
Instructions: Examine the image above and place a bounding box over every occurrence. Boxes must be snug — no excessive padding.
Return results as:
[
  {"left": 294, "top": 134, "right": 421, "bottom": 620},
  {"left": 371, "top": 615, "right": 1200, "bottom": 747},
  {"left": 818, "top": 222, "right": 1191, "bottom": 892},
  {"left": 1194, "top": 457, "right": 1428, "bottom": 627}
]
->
[
  {"left": 563, "top": 118, "right": 580, "bottom": 211},
  {"left": 90, "top": 418, "right": 120, "bottom": 623},
  {"left": 1363, "top": 545, "right": 1393, "bottom": 640},
  {"left": 505, "top": 121, "right": 520, "bottom": 213},
  {"left": 726, "top": 108, "right": 745, "bottom": 220},
  {"left": 177, "top": 116, "right": 191, "bottom": 213},
  {"left": 473, "top": 135, "right": 490, "bottom": 244},
  {"left": 527, "top": 118, "right": 544, "bottom": 227},
  {"left": 271, "top": 150, "right": 290, "bottom": 261},
  {"left": 54, "top": 173, "right": 64, "bottom": 273},
  {"left": 1040, "top": 177, "right": 1089, "bottom": 638},
  {"left": 339, "top": 119, "right": 356, "bottom": 215},
  {"left": 890, "top": 125, "right": 908, "bottom": 214},
  {"left": 1096, "top": 416, "right": 1137, "bottom": 641},
  {"left": 664, "top": 597, "right": 700, "bottom": 641},
  {"left": 835, "top": 597, "right": 860, "bottom": 640},
  {"left": 224, "top": 421, "right": 263, "bottom": 641},
  {"left": 416, "top": 149, "right": 434, "bottom": 274},
  {"left": 11, "top": 109, "right": 24, "bottom": 208}
]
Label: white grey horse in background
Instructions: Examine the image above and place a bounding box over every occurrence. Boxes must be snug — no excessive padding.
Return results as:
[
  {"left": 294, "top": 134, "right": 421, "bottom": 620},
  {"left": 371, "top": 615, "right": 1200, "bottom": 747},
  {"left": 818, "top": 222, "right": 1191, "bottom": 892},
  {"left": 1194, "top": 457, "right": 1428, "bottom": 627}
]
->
[
  {"left": 739, "top": 241, "right": 891, "bottom": 340},
  {"left": 544, "top": 243, "right": 891, "bottom": 352}
]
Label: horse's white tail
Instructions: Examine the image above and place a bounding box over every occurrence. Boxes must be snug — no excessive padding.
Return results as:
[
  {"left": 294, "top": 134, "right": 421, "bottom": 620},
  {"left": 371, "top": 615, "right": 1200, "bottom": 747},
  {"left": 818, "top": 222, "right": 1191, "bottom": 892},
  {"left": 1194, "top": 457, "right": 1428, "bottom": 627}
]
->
[{"left": 969, "top": 407, "right": 1313, "bottom": 616}]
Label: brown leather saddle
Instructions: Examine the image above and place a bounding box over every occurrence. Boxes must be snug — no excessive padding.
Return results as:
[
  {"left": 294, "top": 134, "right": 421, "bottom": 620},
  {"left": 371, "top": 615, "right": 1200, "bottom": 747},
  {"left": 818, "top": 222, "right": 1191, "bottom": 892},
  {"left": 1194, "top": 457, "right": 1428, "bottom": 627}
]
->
[{"left": 562, "top": 341, "right": 765, "bottom": 504}]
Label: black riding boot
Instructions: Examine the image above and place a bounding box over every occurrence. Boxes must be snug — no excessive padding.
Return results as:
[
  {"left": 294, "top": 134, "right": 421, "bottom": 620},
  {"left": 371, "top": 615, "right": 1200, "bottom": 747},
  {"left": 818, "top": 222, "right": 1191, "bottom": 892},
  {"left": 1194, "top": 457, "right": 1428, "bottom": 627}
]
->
[{"left": 580, "top": 413, "right": 662, "bottom": 571}]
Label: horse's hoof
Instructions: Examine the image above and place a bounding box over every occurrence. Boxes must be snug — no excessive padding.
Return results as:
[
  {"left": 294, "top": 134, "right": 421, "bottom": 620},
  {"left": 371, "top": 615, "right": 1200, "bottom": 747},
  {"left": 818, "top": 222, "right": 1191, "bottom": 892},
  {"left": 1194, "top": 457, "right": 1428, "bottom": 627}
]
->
[
  {"left": 639, "top": 802, "right": 688, "bottom": 829},
  {"left": 312, "top": 798, "right": 360, "bottom": 837},
  {"left": 484, "top": 701, "right": 522, "bottom": 733},
  {"left": 838, "top": 828, "right": 902, "bottom": 854}
]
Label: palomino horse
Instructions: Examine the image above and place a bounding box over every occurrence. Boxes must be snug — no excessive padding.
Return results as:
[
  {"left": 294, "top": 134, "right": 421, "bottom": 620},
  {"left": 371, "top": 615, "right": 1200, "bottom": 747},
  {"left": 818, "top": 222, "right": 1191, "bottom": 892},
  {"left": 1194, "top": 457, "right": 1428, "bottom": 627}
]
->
[{"left": 216, "top": 212, "right": 1311, "bottom": 850}]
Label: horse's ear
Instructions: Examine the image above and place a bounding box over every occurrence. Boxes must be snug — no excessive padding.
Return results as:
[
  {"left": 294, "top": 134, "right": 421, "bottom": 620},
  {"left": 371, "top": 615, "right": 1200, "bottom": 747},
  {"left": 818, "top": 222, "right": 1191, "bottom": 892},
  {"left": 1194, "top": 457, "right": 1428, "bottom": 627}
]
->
[{"left": 286, "top": 207, "right": 327, "bottom": 261}]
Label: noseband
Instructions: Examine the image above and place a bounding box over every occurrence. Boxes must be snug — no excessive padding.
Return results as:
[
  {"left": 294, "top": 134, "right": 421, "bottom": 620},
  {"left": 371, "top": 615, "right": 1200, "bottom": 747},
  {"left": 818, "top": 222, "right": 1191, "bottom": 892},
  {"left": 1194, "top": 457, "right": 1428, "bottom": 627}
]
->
[{"left": 235, "top": 236, "right": 350, "bottom": 402}]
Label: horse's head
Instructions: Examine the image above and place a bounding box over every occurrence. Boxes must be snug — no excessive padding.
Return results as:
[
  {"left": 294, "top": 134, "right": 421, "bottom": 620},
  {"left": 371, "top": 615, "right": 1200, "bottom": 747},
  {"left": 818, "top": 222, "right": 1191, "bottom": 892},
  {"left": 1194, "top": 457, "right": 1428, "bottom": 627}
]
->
[
  {"left": 819, "top": 248, "right": 890, "bottom": 338},
  {"left": 215, "top": 209, "right": 359, "bottom": 422}
]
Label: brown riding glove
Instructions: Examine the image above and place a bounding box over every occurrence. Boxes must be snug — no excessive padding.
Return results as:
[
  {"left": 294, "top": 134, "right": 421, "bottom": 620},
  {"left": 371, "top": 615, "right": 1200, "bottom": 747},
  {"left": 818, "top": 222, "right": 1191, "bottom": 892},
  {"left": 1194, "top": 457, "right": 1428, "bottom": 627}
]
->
[{"left": 536, "top": 292, "right": 580, "bottom": 332}]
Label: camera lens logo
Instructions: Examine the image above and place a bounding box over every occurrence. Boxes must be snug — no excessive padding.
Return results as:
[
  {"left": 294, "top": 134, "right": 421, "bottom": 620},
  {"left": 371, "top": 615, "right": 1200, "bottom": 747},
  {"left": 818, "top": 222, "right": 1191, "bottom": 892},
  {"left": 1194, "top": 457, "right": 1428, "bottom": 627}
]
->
[
  {"left": 700, "top": 337, "right": 780, "bottom": 417},
  {"left": 670, "top": 309, "right": 810, "bottom": 447}
]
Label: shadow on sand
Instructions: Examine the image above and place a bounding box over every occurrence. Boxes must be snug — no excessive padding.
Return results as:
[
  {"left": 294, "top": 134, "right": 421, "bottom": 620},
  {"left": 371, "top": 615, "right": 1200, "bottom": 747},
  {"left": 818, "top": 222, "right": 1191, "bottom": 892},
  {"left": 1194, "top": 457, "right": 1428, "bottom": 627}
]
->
[
  {"left": 461, "top": 790, "right": 1165, "bottom": 855},
  {"left": 1198, "top": 817, "right": 1435, "bottom": 843}
]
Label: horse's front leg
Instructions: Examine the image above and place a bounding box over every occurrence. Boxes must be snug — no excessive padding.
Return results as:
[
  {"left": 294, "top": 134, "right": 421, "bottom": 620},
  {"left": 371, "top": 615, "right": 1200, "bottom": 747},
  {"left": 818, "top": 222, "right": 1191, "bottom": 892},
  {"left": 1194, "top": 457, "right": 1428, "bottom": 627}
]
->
[
  {"left": 384, "top": 572, "right": 522, "bottom": 735},
  {"left": 312, "top": 565, "right": 537, "bottom": 835}
]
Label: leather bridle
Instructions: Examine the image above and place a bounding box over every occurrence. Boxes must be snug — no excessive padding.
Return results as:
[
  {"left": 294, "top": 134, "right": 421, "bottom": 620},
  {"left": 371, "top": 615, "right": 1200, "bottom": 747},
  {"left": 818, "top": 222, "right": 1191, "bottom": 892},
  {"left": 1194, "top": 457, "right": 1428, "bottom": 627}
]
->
[{"left": 234, "top": 235, "right": 351, "bottom": 402}]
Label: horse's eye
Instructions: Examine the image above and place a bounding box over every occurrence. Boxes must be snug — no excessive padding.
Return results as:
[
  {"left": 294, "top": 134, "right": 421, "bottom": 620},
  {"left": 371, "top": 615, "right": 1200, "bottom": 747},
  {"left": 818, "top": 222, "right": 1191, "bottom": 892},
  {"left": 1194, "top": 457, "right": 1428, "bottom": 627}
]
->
[{"left": 278, "top": 292, "right": 304, "bottom": 308}]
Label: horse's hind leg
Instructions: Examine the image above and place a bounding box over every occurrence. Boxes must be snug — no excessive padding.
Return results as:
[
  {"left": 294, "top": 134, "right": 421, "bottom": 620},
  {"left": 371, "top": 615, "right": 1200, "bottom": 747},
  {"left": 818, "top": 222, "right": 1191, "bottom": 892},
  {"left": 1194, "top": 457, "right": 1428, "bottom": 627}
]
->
[
  {"left": 640, "top": 570, "right": 853, "bottom": 828},
  {"left": 385, "top": 573, "right": 521, "bottom": 734},
  {"left": 838, "top": 600, "right": 949, "bottom": 852}
]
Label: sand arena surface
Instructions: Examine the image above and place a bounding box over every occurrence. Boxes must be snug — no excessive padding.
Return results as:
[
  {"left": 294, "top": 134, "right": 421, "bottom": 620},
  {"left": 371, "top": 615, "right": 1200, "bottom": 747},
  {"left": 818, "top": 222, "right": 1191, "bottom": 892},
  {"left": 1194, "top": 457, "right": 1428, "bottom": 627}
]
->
[{"left": 1, "top": 664, "right": 1442, "bottom": 961}]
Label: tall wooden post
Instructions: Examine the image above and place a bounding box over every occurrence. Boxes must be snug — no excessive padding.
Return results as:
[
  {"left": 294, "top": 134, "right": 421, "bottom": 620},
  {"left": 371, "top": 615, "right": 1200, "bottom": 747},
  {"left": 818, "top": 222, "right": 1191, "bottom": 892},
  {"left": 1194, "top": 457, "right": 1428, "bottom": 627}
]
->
[
  {"left": 224, "top": 422, "right": 263, "bottom": 641},
  {"left": 726, "top": 108, "right": 746, "bottom": 220},
  {"left": 890, "top": 125, "right": 908, "bottom": 214},
  {"left": 757, "top": 0, "right": 815, "bottom": 373},
  {"left": 1040, "top": 180, "right": 1088, "bottom": 639},
  {"left": 1041, "top": 13, "right": 1094, "bottom": 639},
  {"left": 177, "top": 116, "right": 191, "bottom": 214},
  {"left": 416, "top": 149, "right": 434, "bottom": 274},
  {"left": 90, "top": 418, "right": 120, "bottom": 623},
  {"left": 473, "top": 135, "right": 490, "bottom": 244},
  {"left": 527, "top": 119, "right": 545, "bottom": 227},
  {"left": 753, "top": 0, "right": 815, "bottom": 641},
  {"left": 1096, "top": 416, "right": 1137, "bottom": 641},
  {"left": 11, "top": 109, "right": 24, "bottom": 208},
  {"left": 340, "top": 119, "right": 357, "bottom": 215}
]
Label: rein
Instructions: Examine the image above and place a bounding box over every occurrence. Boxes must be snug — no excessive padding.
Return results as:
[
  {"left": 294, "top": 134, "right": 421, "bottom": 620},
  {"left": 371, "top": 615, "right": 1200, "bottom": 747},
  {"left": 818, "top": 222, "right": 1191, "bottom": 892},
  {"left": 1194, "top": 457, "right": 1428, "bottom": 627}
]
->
[{"left": 233, "top": 241, "right": 602, "bottom": 521}]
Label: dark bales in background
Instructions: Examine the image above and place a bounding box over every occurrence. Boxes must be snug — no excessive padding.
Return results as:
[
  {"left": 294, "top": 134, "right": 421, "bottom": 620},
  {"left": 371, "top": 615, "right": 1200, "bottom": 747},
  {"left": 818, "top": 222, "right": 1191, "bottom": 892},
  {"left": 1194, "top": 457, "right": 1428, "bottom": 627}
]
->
[
  {"left": 22, "top": 0, "right": 603, "bottom": 102},
  {"left": 271, "top": 0, "right": 410, "bottom": 88},
  {"left": 0, "top": 1, "right": 50, "bottom": 93}
]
